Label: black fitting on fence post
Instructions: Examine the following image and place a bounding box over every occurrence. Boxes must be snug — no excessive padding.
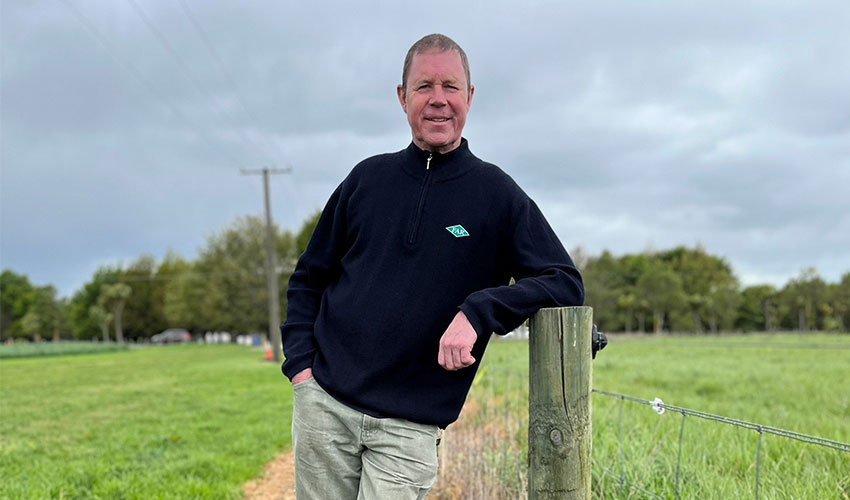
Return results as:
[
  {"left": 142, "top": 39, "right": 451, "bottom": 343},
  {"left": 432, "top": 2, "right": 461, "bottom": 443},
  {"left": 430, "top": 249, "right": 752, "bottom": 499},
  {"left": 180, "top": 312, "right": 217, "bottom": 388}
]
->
[{"left": 592, "top": 324, "right": 608, "bottom": 359}]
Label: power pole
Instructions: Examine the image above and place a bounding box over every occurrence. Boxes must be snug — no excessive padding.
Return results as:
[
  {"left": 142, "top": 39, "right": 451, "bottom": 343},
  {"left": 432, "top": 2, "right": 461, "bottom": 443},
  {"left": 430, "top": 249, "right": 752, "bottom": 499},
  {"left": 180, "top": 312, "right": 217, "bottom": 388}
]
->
[{"left": 241, "top": 167, "right": 292, "bottom": 362}]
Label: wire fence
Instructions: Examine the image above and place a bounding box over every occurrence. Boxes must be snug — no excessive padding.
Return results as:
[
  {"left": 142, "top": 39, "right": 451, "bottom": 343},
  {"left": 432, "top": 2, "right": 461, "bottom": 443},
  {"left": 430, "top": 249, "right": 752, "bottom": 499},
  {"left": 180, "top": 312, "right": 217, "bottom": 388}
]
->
[
  {"left": 593, "top": 389, "right": 850, "bottom": 500},
  {"left": 430, "top": 364, "right": 850, "bottom": 500},
  {"left": 432, "top": 367, "right": 530, "bottom": 500},
  {"left": 611, "top": 339, "right": 850, "bottom": 351}
]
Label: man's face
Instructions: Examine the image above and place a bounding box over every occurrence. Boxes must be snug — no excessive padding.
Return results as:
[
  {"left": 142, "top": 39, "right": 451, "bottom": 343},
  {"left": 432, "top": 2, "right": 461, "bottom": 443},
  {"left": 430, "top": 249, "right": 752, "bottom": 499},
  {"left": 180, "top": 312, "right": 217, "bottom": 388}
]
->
[{"left": 397, "top": 49, "right": 474, "bottom": 154}]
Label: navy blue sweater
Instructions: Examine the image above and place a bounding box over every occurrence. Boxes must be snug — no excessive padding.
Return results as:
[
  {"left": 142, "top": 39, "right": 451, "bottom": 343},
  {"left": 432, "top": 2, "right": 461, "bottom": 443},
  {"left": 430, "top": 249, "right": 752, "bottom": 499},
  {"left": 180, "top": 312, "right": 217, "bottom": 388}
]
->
[{"left": 281, "top": 139, "right": 583, "bottom": 428}]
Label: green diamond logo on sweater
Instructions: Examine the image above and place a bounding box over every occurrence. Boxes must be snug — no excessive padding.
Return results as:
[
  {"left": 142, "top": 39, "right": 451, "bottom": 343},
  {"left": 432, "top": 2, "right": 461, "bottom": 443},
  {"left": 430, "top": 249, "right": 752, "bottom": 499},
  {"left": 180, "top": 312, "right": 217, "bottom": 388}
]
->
[{"left": 445, "top": 225, "right": 470, "bottom": 238}]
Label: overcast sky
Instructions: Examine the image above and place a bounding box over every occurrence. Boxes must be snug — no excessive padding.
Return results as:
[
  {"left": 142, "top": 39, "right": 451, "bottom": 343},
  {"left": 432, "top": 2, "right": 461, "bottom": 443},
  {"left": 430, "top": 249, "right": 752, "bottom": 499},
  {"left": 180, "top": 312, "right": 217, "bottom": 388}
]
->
[{"left": 2, "top": 0, "right": 849, "bottom": 298}]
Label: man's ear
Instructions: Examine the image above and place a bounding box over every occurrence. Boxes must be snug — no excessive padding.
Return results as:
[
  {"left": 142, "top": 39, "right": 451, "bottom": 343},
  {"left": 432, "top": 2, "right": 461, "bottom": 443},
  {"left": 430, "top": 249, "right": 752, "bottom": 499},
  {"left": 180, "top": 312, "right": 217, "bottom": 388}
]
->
[
  {"left": 397, "top": 84, "right": 407, "bottom": 113},
  {"left": 466, "top": 85, "right": 475, "bottom": 109}
]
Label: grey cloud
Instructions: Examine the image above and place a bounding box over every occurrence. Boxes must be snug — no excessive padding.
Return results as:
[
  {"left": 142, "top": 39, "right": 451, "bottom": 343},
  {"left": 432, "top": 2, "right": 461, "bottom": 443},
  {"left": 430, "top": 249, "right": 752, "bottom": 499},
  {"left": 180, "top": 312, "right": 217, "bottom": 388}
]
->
[{"left": 2, "top": 0, "right": 850, "bottom": 295}]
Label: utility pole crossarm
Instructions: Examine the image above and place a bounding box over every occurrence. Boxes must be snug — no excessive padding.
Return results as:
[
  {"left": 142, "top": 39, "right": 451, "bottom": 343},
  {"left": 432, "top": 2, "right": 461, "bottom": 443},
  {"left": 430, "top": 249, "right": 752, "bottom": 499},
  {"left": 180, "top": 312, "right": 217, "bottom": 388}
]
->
[
  {"left": 241, "top": 166, "right": 292, "bottom": 363},
  {"left": 240, "top": 167, "right": 292, "bottom": 176}
]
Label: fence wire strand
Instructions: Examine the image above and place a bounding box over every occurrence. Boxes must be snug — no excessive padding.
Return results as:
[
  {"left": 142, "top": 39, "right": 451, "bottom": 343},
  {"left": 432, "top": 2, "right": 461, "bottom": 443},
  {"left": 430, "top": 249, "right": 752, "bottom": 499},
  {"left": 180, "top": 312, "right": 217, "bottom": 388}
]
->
[
  {"left": 755, "top": 428, "right": 763, "bottom": 500},
  {"left": 592, "top": 388, "right": 850, "bottom": 500},
  {"left": 592, "top": 389, "right": 850, "bottom": 453},
  {"left": 673, "top": 413, "right": 685, "bottom": 500}
]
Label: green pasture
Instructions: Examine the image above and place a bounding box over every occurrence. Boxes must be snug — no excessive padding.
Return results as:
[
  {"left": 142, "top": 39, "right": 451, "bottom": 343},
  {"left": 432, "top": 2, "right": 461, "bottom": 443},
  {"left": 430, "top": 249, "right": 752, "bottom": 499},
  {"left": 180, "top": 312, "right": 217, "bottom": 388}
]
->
[
  {"left": 474, "top": 333, "right": 850, "bottom": 499},
  {"left": 0, "top": 345, "right": 291, "bottom": 500},
  {"left": 0, "top": 341, "right": 130, "bottom": 359},
  {"left": 1, "top": 335, "right": 848, "bottom": 499}
]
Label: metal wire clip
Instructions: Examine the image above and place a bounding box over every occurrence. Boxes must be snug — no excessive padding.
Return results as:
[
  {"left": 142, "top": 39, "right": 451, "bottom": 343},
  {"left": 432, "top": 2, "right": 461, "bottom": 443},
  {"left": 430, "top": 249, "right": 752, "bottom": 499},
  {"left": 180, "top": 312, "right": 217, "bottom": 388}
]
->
[{"left": 650, "top": 397, "right": 665, "bottom": 415}]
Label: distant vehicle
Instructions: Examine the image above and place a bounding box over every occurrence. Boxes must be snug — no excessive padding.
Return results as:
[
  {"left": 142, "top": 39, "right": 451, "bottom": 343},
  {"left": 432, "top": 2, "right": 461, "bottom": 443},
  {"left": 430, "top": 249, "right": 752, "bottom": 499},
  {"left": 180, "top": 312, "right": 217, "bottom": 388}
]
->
[{"left": 151, "top": 328, "right": 192, "bottom": 344}]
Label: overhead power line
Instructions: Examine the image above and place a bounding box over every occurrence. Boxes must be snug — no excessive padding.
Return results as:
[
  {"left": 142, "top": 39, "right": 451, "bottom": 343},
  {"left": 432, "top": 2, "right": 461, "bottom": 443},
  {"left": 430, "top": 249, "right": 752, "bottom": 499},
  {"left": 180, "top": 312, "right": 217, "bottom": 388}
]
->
[
  {"left": 125, "top": 0, "right": 275, "bottom": 165},
  {"left": 102, "top": 268, "right": 296, "bottom": 283},
  {"left": 58, "top": 0, "right": 242, "bottom": 165},
  {"left": 174, "top": 0, "right": 307, "bottom": 228},
  {"left": 176, "top": 0, "right": 286, "bottom": 166}
]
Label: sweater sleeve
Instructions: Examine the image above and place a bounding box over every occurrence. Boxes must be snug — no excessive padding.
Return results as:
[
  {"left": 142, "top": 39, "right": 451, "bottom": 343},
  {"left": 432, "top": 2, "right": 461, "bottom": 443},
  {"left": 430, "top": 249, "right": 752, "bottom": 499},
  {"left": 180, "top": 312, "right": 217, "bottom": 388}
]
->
[
  {"left": 280, "top": 180, "right": 350, "bottom": 380},
  {"left": 459, "top": 196, "right": 584, "bottom": 337}
]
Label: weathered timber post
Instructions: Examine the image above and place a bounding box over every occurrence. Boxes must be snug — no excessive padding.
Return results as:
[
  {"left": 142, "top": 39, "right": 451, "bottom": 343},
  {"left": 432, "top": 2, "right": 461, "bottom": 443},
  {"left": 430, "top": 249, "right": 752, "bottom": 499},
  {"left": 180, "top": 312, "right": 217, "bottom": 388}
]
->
[{"left": 529, "top": 306, "right": 593, "bottom": 500}]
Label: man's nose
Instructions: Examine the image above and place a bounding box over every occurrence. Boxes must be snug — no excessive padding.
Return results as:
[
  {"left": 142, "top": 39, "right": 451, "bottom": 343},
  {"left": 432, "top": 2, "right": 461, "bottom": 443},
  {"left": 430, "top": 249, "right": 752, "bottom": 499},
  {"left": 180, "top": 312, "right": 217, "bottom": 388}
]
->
[{"left": 429, "top": 85, "right": 448, "bottom": 105}]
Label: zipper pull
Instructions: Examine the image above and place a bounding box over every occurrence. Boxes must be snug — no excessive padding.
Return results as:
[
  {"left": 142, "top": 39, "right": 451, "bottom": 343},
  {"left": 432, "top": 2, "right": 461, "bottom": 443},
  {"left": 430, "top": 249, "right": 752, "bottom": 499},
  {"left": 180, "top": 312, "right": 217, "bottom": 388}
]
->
[{"left": 426, "top": 153, "right": 433, "bottom": 171}]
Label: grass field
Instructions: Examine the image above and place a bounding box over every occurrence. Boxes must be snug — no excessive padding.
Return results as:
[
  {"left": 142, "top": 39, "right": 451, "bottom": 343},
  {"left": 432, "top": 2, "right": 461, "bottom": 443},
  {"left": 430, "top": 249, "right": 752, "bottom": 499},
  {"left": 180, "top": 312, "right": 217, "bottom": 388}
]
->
[
  {"left": 0, "top": 341, "right": 130, "bottom": 359},
  {"left": 458, "top": 333, "right": 850, "bottom": 499},
  {"left": 2, "top": 335, "right": 848, "bottom": 499},
  {"left": 0, "top": 345, "right": 291, "bottom": 500}
]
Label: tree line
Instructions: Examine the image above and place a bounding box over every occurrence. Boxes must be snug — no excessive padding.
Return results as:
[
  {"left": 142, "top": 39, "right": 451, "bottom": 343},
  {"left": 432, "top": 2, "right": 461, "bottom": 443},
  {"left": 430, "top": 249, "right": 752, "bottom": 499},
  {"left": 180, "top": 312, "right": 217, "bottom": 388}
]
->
[
  {"left": 577, "top": 246, "right": 850, "bottom": 333},
  {"left": 1, "top": 213, "right": 318, "bottom": 342},
  {"left": 2, "top": 214, "right": 849, "bottom": 342}
]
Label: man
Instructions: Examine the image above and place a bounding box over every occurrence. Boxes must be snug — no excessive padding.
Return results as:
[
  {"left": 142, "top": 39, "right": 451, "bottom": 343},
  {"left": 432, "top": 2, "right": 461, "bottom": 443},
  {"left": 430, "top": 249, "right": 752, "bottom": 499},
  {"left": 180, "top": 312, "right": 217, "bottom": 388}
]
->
[{"left": 281, "top": 33, "right": 584, "bottom": 499}]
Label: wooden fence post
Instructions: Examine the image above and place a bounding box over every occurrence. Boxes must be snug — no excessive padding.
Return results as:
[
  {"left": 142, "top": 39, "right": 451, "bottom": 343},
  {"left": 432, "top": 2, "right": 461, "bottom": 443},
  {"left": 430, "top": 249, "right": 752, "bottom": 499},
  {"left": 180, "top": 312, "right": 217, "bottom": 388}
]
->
[{"left": 529, "top": 306, "right": 593, "bottom": 500}]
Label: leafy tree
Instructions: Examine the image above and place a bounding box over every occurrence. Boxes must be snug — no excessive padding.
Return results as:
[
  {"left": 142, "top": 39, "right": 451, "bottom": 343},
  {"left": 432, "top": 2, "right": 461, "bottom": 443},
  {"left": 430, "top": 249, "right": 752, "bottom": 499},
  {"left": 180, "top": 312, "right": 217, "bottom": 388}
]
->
[
  {"left": 295, "top": 210, "right": 322, "bottom": 257},
  {"left": 583, "top": 252, "right": 655, "bottom": 332},
  {"left": 779, "top": 268, "right": 828, "bottom": 331},
  {"left": 737, "top": 285, "right": 778, "bottom": 332},
  {"left": 620, "top": 254, "right": 653, "bottom": 332},
  {"left": 195, "top": 215, "right": 276, "bottom": 333},
  {"left": 162, "top": 254, "right": 206, "bottom": 332},
  {"left": 121, "top": 255, "right": 168, "bottom": 340},
  {"left": 686, "top": 294, "right": 705, "bottom": 333},
  {"left": 0, "top": 270, "right": 35, "bottom": 341},
  {"left": 705, "top": 283, "right": 742, "bottom": 332},
  {"left": 658, "top": 246, "right": 739, "bottom": 332},
  {"left": 582, "top": 251, "right": 627, "bottom": 331},
  {"left": 830, "top": 273, "right": 850, "bottom": 332},
  {"left": 99, "top": 283, "right": 132, "bottom": 343},
  {"left": 19, "top": 286, "right": 64, "bottom": 341},
  {"left": 20, "top": 313, "right": 42, "bottom": 342},
  {"left": 277, "top": 229, "right": 299, "bottom": 323},
  {"left": 186, "top": 214, "right": 304, "bottom": 334},
  {"left": 635, "top": 298, "right": 650, "bottom": 333},
  {"left": 68, "top": 266, "right": 122, "bottom": 339},
  {"left": 636, "top": 259, "right": 686, "bottom": 333},
  {"left": 569, "top": 246, "right": 590, "bottom": 272},
  {"left": 88, "top": 305, "right": 113, "bottom": 341},
  {"left": 616, "top": 293, "right": 637, "bottom": 333}
]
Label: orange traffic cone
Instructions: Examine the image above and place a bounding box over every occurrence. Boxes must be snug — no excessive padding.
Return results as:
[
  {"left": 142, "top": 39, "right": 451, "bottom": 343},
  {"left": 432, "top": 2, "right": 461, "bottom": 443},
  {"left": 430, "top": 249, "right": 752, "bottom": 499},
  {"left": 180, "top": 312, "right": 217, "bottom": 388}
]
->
[{"left": 264, "top": 343, "right": 273, "bottom": 361}]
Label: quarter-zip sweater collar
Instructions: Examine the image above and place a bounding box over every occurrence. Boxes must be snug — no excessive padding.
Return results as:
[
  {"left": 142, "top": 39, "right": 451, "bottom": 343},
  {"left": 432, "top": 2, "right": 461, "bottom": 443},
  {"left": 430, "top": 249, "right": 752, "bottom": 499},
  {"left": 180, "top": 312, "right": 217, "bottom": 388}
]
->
[{"left": 401, "top": 138, "right": 476, "bottom": 181}]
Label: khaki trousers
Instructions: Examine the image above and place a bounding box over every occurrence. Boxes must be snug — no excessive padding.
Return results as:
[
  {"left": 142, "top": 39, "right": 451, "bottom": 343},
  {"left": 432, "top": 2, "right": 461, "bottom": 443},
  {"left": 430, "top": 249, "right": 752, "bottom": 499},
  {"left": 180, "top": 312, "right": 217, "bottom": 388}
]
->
[{"left": 291, "top": 377, "right": 440, "bottom": 500}]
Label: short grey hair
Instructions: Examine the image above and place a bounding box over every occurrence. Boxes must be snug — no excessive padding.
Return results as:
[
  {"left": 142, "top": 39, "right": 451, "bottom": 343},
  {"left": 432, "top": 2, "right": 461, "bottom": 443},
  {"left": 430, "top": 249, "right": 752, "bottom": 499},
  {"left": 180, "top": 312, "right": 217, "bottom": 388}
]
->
[{"left": 401, "top": 34, "right": 471, "bottom": 96}]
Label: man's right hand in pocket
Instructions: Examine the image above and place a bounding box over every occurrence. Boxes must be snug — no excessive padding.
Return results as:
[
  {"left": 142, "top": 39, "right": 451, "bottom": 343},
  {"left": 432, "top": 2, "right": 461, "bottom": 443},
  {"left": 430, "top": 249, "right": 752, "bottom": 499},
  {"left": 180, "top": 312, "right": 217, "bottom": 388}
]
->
[{"left": 292, "top": 368, "right": 313, "bottom": 385}]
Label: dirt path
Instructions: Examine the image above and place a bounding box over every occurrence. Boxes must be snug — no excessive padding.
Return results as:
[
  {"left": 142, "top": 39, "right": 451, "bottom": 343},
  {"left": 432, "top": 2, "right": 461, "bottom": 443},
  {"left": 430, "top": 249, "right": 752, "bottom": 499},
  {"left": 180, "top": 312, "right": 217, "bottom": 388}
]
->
[
  {"left": 241, "top": 403, "right": 480, "bottom": 500},
  {"left": 241, "top": 448, "right": 450, "bottom": 500},
  {"left": 242, "top": 451, "right": 296, "bottom": 500}
]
